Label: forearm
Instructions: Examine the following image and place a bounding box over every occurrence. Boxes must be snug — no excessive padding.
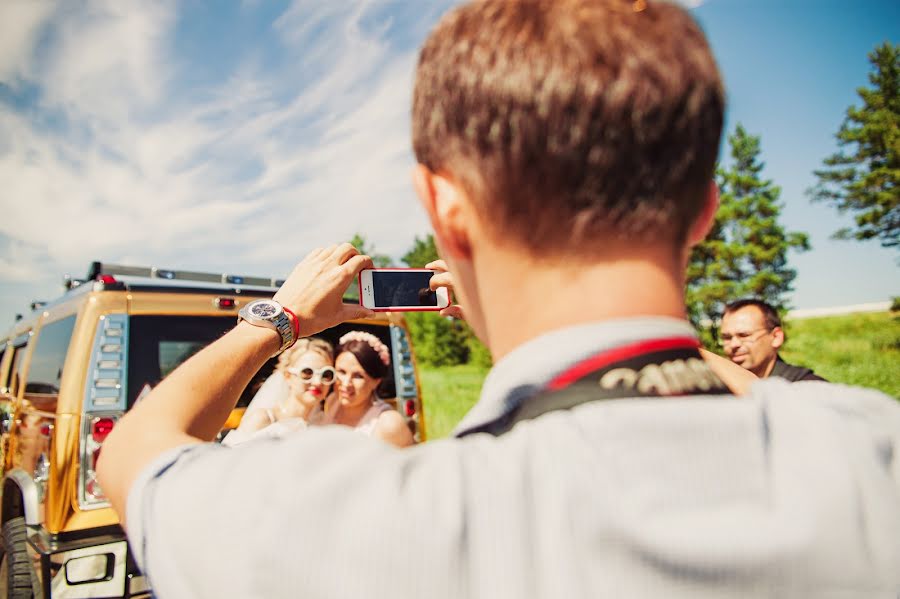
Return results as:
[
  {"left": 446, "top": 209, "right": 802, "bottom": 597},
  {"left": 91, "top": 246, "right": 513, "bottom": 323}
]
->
[
  {"left": 142, "top": 322, "right": 279, "bottom": 439},
  {"left": 98, "top": 322, "right": 279, "bottom": 521},
  {"left": 699, "top": 348, "right": 757, "bottom": 395}
]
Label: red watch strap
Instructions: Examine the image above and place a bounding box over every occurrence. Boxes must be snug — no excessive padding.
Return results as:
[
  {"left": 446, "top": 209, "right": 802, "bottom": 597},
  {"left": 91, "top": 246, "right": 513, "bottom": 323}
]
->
[{"left": 283, "top": 306, "right": 300, "bottom": 342}]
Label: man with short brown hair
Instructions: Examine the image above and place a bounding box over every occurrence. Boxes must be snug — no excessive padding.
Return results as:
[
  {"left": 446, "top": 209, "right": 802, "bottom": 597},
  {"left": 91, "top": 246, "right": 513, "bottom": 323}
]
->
[
  {"left": 412, "top": 0, "right": 723, "bottom": 254},
  {"left": 99, "top": 2, "right": 900, "bottom": 597},
  {"left": 720, "top": 298, "right": 826, "bottom": 381}
]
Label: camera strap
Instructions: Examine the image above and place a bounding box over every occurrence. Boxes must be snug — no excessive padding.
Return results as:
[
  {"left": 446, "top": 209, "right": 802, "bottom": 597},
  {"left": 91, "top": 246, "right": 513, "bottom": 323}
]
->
[{"left": 459, "top": 336, "right": 732, "bottom": 438}]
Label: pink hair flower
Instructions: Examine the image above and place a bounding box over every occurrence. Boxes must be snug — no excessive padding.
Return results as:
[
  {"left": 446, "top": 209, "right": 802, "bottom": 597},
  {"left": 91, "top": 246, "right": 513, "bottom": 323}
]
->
[{"left": 339, "top": 331, "right": 391, "bottom": 366}]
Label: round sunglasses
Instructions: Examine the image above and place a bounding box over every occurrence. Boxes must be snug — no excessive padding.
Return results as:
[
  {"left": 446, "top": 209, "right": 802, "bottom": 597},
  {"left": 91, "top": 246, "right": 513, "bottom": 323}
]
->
[{"left": 286, "top": 366, "right": 336, "bottom": 384}]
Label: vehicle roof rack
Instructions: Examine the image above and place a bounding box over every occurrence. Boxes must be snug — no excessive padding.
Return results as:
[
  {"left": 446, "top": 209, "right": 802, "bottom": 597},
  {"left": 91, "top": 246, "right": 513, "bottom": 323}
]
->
[{"left": 85, "top": 261, "right": 286, "bottom": 289}]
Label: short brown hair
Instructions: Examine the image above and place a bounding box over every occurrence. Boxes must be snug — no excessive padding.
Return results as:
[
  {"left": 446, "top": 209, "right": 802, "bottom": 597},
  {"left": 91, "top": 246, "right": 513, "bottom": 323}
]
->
[
  {"left": 412, "top": 0, "right": 725, "bottom": 253},
  {"left": 724, "top": 299, "right": 783, "bottom": 331}
]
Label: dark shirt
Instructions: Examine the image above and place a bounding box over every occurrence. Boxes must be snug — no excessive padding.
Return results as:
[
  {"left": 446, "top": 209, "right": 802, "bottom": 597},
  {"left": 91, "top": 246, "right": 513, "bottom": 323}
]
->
[{"left": 770, "top": 356, "right": 826, "bottom": 382}]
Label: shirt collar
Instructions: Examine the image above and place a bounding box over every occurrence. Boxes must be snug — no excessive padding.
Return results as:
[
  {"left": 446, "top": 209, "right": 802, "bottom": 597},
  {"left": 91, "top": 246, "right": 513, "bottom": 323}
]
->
[{"left": 452, "top": 317, "right": 698, "bottom": 437}]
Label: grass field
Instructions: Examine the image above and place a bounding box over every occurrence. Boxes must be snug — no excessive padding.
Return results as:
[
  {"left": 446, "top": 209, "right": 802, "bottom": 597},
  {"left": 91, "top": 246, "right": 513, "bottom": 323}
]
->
[
  {"left": 420, "top": 311, "right": 899, "bottom": 439},
  {"left": 419, "top": 364, "right": 489, "bottom": 439},
  {"left": 780, "top": 311, "right": 899, "bottom": 398}
]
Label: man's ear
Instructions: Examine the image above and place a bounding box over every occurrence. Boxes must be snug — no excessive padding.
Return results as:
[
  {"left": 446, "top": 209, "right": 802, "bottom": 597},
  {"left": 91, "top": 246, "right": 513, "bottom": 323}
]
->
[
  {"left": 771, "top": 327, "right": 785, "bottom": 351},
  {"left": 687, "top": 181, "right": 720, "bottom": 247},
  {"left": 412, "top": 164, "right": 473, "bottom": 260}
]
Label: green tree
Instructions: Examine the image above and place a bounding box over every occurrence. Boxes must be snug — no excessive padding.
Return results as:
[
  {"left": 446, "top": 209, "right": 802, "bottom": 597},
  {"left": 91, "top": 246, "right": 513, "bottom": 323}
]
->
[
  {"left": 687, "top": 124, "right": 810, "bottom": 343},
  {"left": 809, "top": 42, "right": 900, "bottom": 250},
  {"left": 345, "top": 233, "right": 391, "bottom": 301},
  {"left": 402, "top": 234, "right": 440, "bottom": 269}
]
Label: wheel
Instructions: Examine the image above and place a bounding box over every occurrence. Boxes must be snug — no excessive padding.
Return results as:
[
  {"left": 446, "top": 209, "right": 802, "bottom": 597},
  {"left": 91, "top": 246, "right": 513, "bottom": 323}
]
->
[{"left": 0, "top": 517, "right": 37, "bottom": 599}]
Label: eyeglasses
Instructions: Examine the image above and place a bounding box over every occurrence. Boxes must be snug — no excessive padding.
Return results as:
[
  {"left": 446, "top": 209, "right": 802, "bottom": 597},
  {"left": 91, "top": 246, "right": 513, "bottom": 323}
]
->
[
  {"left": 718, "top": 327, "right": 773, "bottom": 346},
  {"left": 286, "top": 366, "right": 336, "bottom": 384}
]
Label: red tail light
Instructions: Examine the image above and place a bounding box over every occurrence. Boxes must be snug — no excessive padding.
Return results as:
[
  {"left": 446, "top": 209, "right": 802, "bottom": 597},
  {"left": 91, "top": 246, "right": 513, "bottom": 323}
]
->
[
  {"left": 404, "top": 399, "right": 416, "bottom": 417},
  {"left": 97, "top": 274, "right": 117, "bottom": 285},
  {"left": 82, "top": 414, "right": 120, "bottom": 505},
  {"left": 92, "top": 417, "right": 115, "bottom": 442}
]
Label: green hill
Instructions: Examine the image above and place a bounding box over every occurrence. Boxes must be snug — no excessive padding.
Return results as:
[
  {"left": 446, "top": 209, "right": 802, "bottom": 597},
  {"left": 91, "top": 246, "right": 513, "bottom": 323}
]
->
[{"left": 780, "top": 311, "right": 899, "bottom": 398}]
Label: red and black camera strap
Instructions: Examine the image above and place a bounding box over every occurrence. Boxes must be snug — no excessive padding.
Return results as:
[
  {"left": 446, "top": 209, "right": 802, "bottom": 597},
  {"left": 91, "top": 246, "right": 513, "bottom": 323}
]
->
[{"left": 459, "top": 336, "right": 732, "bottom": 438}]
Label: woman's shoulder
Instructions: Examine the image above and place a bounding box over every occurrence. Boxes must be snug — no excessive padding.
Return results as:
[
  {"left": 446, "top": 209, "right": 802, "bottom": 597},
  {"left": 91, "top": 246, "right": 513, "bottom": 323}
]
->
[
  {"left": 373, "top": 408, "right": 414, "bottom": 447},
  {"left": 236, "top": 407, "right": 274, "bottom": 432}
]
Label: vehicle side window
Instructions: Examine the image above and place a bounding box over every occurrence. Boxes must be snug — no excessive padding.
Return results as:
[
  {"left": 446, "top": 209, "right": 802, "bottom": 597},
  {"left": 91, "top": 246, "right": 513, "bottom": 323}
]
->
[
  {"left": 127, "top": 315, "right": 276, "bottom": 409},
  {"left": 8, "top": 340, "right": 29, "bottom": 397},
  {"left": 25, "top": 316, "right": 76, "bottom": 397}
]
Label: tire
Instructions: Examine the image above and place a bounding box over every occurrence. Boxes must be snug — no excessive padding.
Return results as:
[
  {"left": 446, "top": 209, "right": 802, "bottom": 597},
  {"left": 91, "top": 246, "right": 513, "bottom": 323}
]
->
[{"left": 0, "top": 517, "right": 36, "bottom": 599}]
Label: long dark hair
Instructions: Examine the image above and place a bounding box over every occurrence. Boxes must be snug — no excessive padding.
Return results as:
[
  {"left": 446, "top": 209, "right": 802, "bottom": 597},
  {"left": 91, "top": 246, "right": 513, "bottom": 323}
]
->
[{"left": 338, "top": 339, "right": 389, "bottom": 380}]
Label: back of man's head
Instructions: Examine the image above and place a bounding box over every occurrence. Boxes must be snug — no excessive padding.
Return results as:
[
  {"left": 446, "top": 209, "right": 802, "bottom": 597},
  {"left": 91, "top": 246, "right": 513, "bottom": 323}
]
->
[{"left": 412, "top": 0, "right": 725, "bottom": 256}]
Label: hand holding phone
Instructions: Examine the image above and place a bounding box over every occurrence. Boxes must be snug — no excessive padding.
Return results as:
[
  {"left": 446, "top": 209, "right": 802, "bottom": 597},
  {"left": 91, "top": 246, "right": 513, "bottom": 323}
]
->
[
  {"left": 358, "top": 269, "right": 451, "bottom": 312},
  {"left": 425, "top": 260, "right": 465, "bottom": 320}
]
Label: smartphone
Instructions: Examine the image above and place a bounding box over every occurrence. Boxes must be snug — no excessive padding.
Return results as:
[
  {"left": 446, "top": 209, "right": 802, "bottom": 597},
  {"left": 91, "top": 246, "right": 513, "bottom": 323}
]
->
[{"left": 358, "top": 268, "right": 451, "bottom": 312}]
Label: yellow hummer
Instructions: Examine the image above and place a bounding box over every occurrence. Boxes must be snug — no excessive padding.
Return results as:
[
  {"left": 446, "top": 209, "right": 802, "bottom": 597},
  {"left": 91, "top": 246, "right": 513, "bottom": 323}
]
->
[{"left": 0, "top": 262, "right": 425, "bottom": 598}]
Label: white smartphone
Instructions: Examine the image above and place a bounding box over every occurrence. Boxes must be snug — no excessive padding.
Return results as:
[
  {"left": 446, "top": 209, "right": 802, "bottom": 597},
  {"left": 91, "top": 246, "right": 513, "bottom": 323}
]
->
[{"left": 358, "top": 268, "right": 451, "bottom": 312}]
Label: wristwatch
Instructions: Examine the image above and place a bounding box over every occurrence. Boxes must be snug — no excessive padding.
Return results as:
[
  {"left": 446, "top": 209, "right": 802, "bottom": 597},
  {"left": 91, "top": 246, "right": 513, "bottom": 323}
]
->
[{"left": 238, "top": 299, "right": 295, "bottom": 356}]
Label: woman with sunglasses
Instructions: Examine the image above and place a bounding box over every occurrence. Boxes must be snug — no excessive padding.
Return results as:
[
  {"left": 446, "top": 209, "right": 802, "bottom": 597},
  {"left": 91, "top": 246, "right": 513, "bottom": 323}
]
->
[
  {"left": 332, "top": 331, "right": 414, "bottom": 447},
  {"left": 222, "top": 337, "right": 336, "bottom": 446}
]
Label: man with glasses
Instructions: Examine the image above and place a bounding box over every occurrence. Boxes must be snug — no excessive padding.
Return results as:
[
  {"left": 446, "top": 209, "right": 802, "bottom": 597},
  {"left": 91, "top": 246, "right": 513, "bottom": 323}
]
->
[{"left": 720, "top": 298, "right": 826, "bottom": 381}]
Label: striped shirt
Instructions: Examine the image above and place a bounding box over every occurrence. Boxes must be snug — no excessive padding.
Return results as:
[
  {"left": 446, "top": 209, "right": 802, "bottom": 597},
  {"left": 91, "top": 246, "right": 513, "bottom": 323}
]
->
[{"left": 127, "top": 318, "right": 900, "bottom": 598}]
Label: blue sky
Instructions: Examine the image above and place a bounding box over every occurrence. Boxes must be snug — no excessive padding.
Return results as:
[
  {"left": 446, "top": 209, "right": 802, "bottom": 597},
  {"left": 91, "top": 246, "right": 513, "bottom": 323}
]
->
[{"left": 0, "top": 0, "right": 897, "bottom": 326}]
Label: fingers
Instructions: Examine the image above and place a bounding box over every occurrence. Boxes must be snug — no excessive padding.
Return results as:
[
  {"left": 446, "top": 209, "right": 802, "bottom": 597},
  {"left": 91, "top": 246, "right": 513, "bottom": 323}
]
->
[
  {"left": 342, "top": 304, "right": 376, "bottom": 321},
  {"left": 332, "top": 242, "right": 360, "bottom": 265},
  {"left": 429, "top": 271, "right": 454, "bottom": 291},
  {"left": 440, "top": 305, "right": 465, "bottom": 320},
  {"left": 343, "top": 254, "right": 374, "bottom": 278},
  {"left": 425, "top": 259, "right": 448, "bottom": 272}
]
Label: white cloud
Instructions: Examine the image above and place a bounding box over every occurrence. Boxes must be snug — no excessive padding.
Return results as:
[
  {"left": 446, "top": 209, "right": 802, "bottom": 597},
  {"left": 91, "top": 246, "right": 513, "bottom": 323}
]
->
[
  {"left": 0, "top": 0, "right": 442, "bottom": 320},
  {"left": 0, "top": 236, "right": 54, "bottom": 283},
  {"left": 0, "top": 0, "right": 56, "bottom": 82}
]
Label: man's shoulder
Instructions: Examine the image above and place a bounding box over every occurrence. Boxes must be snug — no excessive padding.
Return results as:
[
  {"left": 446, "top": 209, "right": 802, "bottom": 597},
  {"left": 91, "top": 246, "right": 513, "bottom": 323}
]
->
[
  {"left": 750, "top": 377, "right": 899, "bottom": 429},
  {"left": 770, "top": 357, "right": 826, "bottom": 382}
]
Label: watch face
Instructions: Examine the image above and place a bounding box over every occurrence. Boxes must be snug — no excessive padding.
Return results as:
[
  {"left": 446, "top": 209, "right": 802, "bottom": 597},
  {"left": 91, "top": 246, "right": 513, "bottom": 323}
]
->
[{"left": 250, "top": 301, "right": 279, "bottom": 319}]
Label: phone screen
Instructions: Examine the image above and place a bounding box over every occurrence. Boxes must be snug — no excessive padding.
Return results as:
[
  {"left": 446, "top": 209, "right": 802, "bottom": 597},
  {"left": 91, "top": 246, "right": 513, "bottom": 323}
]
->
[{"left": 372, "top": 271, "right": 437, "bottom": 307}]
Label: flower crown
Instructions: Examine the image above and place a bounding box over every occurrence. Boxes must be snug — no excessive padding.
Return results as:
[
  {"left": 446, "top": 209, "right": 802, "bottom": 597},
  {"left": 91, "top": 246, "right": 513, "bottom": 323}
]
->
[{"left": 339, "top": 331, "right": 391, "bottom": 366}]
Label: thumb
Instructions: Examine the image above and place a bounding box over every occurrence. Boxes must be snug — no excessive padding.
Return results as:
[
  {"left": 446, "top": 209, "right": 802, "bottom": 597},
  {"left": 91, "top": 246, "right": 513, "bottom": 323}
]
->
[
  {"left": 440, "top": 305, "right": 465, "bottom": 320},
  {"left": 342, "top": 304, "right": 376, "bottom": 321}
]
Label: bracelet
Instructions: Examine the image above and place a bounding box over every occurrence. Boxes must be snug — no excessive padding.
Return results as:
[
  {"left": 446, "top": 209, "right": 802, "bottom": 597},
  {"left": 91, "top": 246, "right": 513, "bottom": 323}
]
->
[{"left": 283, "top": 306, "right": 300, "bottom": 343}]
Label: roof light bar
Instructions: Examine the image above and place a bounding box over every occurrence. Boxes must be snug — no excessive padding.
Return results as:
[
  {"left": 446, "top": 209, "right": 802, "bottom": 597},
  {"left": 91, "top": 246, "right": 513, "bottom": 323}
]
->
[{"left": 84, "top": 261, "right": 285, "bottom": 288}]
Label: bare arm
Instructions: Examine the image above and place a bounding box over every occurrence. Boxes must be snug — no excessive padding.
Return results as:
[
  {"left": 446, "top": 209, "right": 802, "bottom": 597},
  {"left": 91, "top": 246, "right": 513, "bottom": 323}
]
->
[
  {"left": 373, "top": 410, "right": 415, "bottom": 447},
  {"left": 698, "top": 348, "right": 758, "bottom": 395},
  {"left": 97, "top": 244, "right": 375, "bottom": 525}
]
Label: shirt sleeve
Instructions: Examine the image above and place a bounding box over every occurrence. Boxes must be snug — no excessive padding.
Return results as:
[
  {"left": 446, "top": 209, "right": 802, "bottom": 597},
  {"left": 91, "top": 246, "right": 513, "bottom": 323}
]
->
[{"left": 124, "top": 426, "right": 474, "bottom": 599}]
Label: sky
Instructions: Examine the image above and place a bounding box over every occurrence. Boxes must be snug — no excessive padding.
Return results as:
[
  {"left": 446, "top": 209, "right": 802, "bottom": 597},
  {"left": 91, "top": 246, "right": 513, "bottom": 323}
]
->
[{"left": 0, "top": 0, "right": 898, "bottom": 327}]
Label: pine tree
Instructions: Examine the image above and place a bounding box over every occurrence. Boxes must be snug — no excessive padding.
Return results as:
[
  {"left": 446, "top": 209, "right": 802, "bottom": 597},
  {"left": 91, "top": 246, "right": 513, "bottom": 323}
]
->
[
  {"left": 809, "top": 42, "right": 900, "bottom": 249},
  {"left": 687, "top": 124, "right": 810, "bottom": 342}
]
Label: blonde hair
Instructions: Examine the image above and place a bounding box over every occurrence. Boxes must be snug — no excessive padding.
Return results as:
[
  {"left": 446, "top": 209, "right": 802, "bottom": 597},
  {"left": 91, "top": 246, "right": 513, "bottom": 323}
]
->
[{"left": 276, "top": 337, "right": 334, "bottom": 373}]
